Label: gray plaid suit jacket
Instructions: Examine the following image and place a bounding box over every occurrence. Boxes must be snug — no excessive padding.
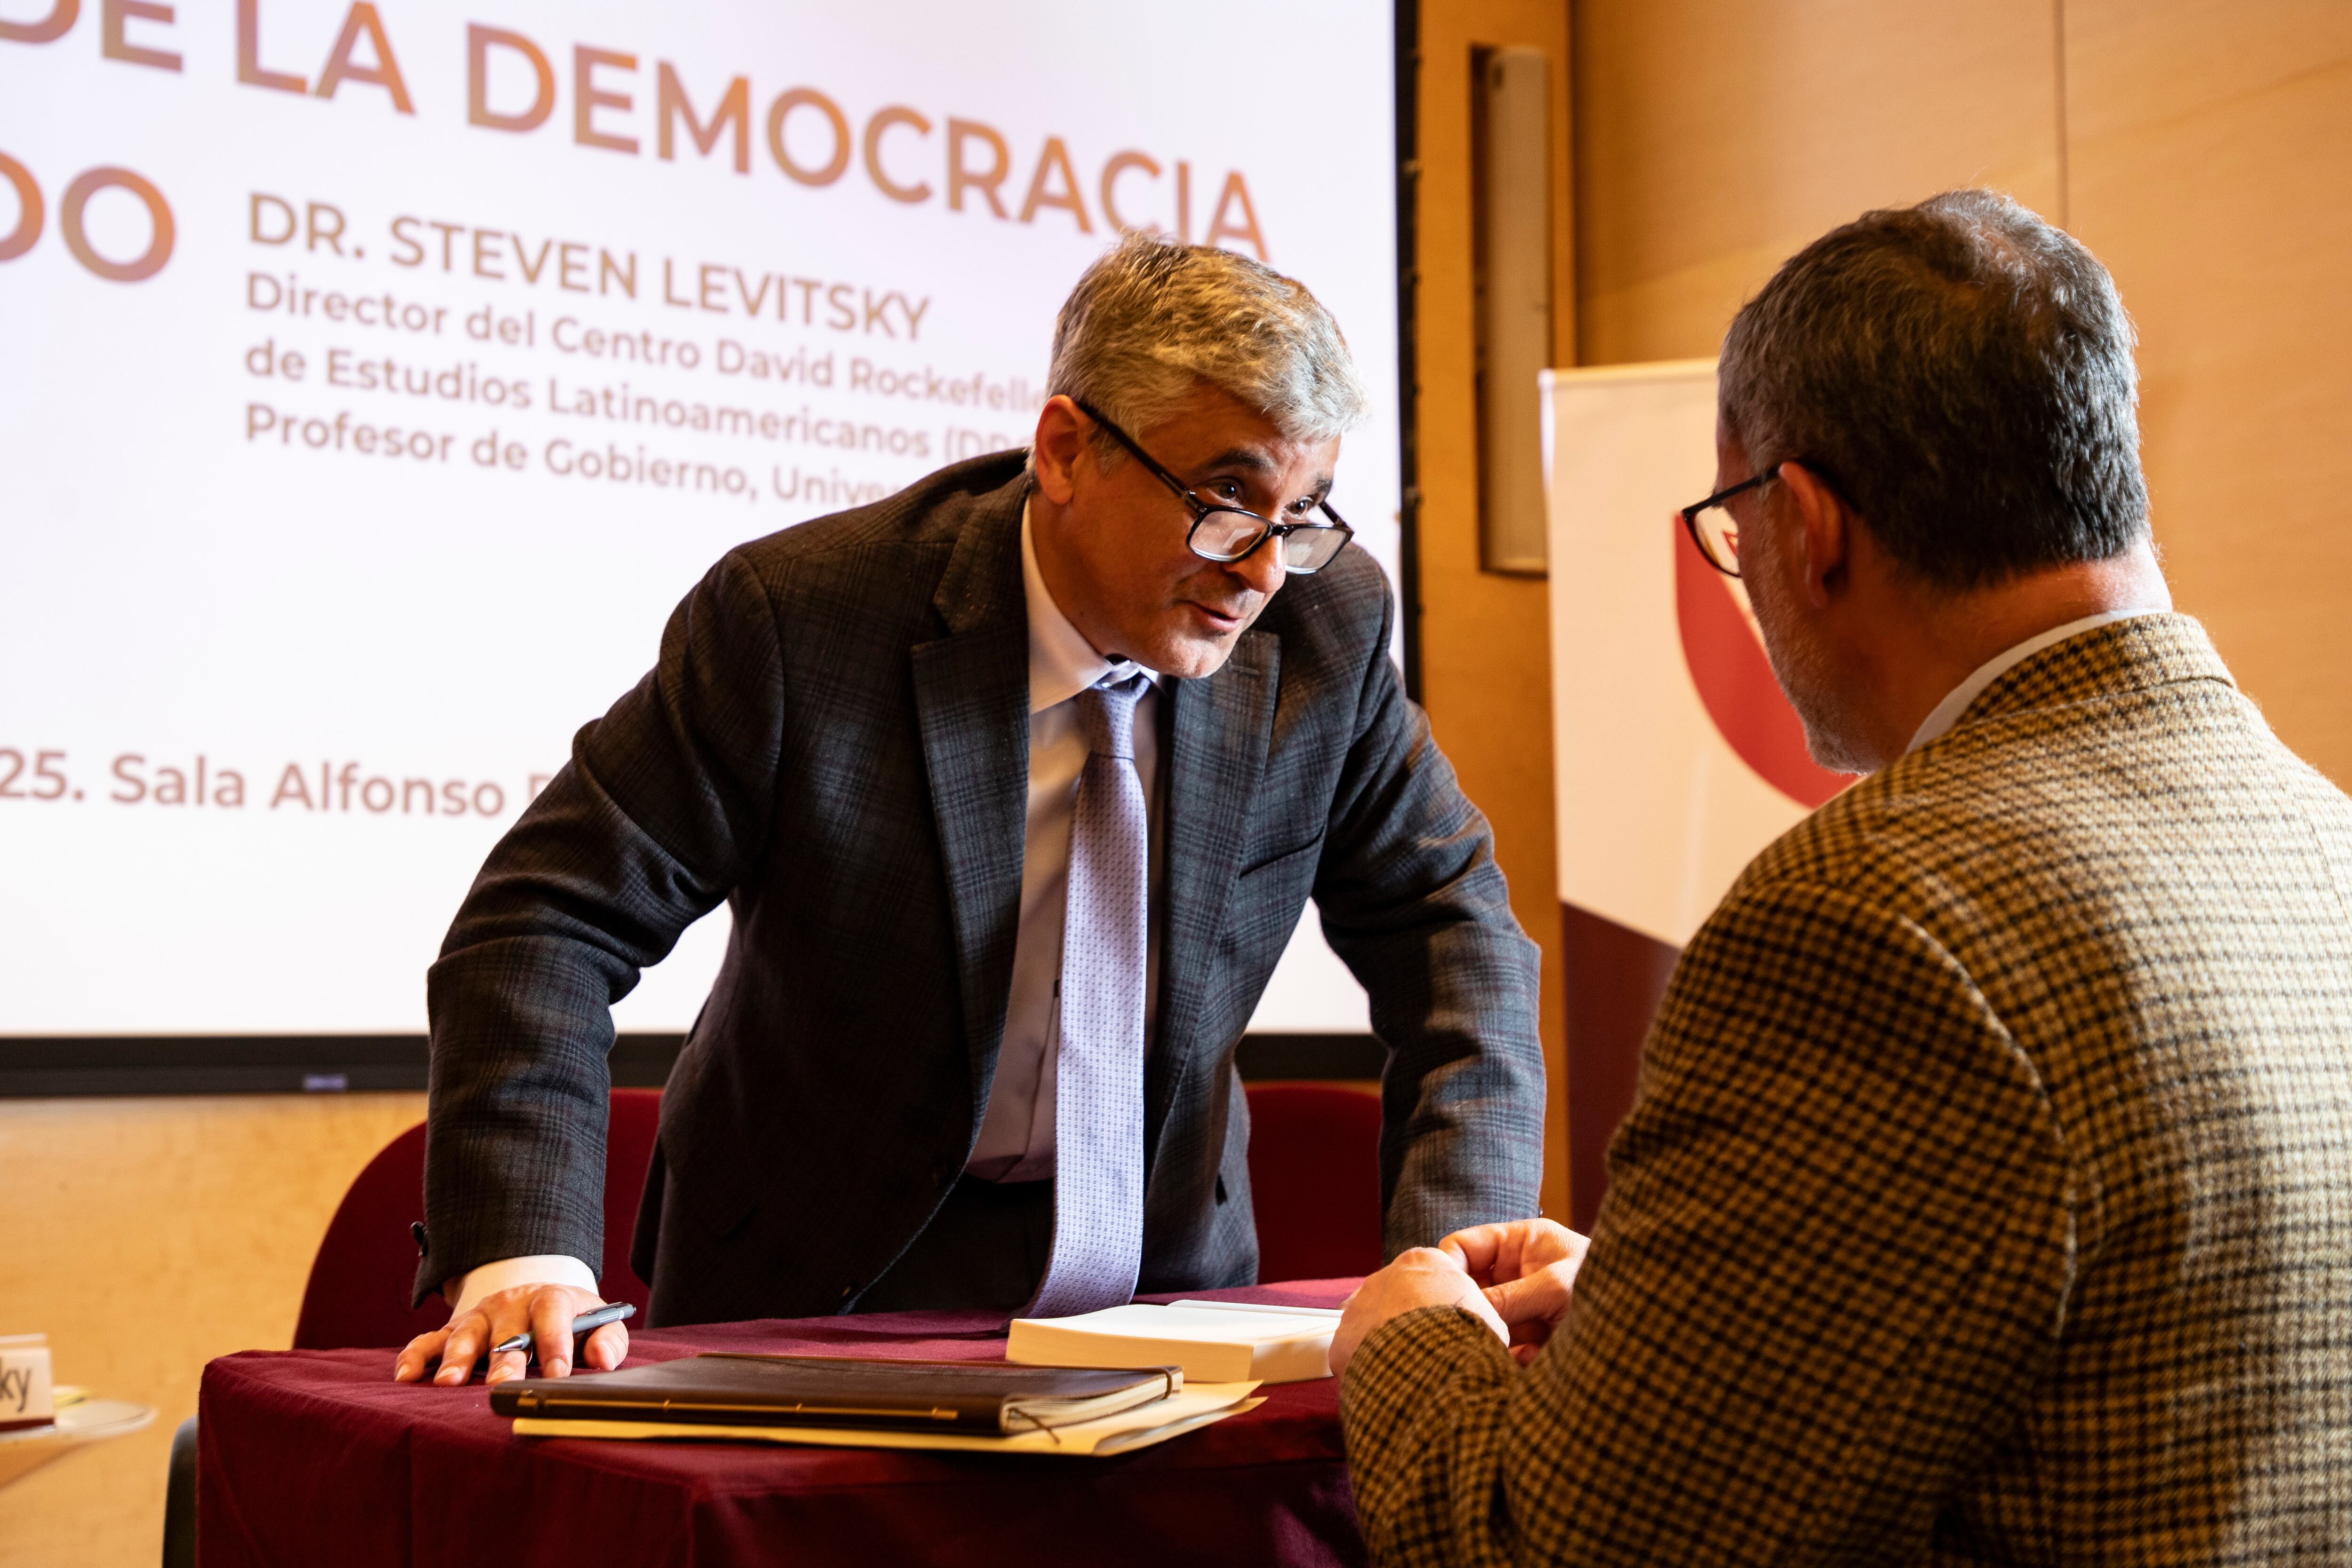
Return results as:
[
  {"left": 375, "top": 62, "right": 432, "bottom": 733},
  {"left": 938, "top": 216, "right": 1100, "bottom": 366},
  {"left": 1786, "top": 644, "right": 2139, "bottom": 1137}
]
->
[
  {"left": 1342, "top": 614, "right": 2352, "bottom": 1564},
  {"left": 414, "top": 451, "right": 1544, "bottom": 1322}
]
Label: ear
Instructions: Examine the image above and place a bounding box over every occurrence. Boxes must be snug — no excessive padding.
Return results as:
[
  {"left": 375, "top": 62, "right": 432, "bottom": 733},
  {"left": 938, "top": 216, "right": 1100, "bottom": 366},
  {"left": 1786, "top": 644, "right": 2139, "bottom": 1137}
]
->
[
  {"left": 1030, "top": 396, "right": 1090, "bottom": 506},
  {"left": 1778, "top": 461, "right": 1851, "bottom": 610}
]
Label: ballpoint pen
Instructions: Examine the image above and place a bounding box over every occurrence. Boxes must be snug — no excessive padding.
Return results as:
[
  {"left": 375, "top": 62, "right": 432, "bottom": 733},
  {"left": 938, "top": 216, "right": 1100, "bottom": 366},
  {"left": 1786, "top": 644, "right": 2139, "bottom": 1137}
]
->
[{"left": 489, "top": 1300, "right": 636, "bottom": 1358}]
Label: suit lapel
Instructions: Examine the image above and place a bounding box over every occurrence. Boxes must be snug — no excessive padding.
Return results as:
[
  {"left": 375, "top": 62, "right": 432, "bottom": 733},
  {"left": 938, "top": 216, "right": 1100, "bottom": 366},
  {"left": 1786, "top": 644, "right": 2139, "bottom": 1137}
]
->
[
  {"left": 1148, "top": 628, "right": 1281, "bottom": 1159},
  {"left": 911, "top": 481, "right": 1031, "bottom": 1125}
]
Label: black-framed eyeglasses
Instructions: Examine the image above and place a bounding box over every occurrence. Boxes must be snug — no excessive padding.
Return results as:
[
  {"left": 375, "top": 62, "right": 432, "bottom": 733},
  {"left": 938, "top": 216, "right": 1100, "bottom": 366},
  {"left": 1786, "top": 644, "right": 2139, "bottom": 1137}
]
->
[
  {"left": 1678, "top": 465, "right": 1780, "bottom": 578},
  {"left": 1071, "top": 399, "right": 1355, "bottom": 575}
]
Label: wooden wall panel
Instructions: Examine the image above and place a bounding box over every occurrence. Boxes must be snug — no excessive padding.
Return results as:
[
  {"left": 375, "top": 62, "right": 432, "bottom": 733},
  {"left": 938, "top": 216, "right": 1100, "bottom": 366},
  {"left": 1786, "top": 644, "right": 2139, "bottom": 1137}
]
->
[
  {"left": 0, "top": 1094, "right": 424, "bottom": 1568},
  {"left": 2067, "top": 0, "right": 2352, "bottom": 783},
  {"left": 1568, "top": 0, "right": 2352, "bottom": 786},
  {"left": 1414, "top": 0, "right": 1579, "bottom": 1225},
  {"left": 1573, "top": 0, "right": 2065, "bottom": 364}
]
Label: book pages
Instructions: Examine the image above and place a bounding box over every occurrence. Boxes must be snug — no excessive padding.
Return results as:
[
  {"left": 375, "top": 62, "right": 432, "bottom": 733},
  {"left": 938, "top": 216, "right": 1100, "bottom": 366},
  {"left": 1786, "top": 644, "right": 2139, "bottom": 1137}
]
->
[{"left": 1008, "top": 1304, "right": 1338, "bottom": 1383}]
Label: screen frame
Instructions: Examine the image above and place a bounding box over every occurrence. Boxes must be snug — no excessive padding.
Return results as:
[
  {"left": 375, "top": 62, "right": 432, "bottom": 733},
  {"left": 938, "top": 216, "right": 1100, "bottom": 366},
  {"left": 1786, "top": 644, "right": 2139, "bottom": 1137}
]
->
[{"left": 0, "top": 0, "right": 1422, "bottom": 1097}]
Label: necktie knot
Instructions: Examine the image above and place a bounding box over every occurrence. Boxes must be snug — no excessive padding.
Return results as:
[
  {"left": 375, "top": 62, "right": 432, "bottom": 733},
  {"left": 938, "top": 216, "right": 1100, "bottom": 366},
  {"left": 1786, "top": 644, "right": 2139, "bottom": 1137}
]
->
[{"left": 1076, "top": 669, "right": 1148, "bottom": 760}]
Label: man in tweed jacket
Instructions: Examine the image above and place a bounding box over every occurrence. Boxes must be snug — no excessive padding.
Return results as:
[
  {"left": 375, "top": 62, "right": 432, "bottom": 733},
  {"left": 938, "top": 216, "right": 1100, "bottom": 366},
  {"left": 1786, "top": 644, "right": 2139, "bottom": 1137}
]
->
[
  {"left": 1335, "top": 190, "right": 2352, "bottom": 1560},
  {"left": 393, "top": 236, "right": 1544, "bottom": 1387}
]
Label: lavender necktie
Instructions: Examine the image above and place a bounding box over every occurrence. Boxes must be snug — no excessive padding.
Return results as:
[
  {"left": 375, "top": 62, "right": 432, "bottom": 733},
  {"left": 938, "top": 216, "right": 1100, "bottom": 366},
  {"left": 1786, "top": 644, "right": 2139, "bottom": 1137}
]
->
[{"left": 1023, "top": 668, "right": 1151, "bottom": 1318}]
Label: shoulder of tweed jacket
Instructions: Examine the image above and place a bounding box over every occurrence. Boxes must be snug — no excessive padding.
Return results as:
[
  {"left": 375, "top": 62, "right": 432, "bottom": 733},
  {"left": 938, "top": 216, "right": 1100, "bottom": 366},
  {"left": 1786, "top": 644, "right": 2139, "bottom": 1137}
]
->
[{"left": 1340, "top": 612, "right": 2352, "bottom": 1566}]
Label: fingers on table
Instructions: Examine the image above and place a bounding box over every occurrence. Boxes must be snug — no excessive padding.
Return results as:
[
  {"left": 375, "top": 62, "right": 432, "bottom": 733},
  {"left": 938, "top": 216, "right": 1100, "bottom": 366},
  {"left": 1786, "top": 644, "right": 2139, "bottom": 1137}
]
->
[
  {"left": 392, "top": 1327, "right": 450, "bottom": 1382},
  {"left": 433, "top": 1312, "right": 492, "bottom": 1386},
  {"left": 582, "top": 1321, "right": 629, "bottom": 1371},
  {"left": 527, "top": 1291, "right": 581, "bottom": 1379}
]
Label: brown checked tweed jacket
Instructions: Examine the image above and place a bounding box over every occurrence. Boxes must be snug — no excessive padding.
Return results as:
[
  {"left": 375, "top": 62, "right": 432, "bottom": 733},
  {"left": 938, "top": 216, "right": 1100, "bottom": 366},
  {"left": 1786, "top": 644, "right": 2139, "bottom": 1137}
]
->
[{"left": 1342, "top": 614, "right": 2352, "bottom": 1564}]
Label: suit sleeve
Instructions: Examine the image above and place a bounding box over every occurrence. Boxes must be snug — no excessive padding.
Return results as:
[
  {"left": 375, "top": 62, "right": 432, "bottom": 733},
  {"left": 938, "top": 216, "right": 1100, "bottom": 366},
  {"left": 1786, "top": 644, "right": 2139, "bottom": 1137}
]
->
[
  {"left": 1338, "top": 879, "right": 2078, "bottom": 1565},
  {"left": 413, "top": 550, "right": 785, "bottom": 1304},
  {"left": 1312, "top": 586, "right": 1548, "bottom": 1257}
]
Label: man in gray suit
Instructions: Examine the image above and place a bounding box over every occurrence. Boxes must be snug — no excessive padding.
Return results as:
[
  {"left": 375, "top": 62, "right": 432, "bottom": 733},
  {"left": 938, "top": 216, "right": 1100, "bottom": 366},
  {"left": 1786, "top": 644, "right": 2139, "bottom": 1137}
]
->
[{"left": 393, "top": 234, "right": 1545, "bottom": 1387}]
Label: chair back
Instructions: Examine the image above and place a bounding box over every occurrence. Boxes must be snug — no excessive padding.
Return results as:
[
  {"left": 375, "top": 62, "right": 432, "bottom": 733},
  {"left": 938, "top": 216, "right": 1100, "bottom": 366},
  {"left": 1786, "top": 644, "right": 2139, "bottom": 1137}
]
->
[
  {"left": 292, "top": 1080, "right": 1379, "bottom": 1343},
  {"left": 1243, "top": 1082, "right": 1384, "bottom": 1282},
  {"left": 290, "top": 1089, "right": 661, "bottom": 1349}
]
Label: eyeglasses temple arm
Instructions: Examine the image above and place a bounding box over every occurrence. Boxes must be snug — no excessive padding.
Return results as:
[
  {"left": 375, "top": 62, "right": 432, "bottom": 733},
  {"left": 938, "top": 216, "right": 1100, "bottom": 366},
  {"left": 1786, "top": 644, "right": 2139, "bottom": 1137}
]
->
[{"left": 1069, "top": 398, "right": 1199, "bottom": 509}]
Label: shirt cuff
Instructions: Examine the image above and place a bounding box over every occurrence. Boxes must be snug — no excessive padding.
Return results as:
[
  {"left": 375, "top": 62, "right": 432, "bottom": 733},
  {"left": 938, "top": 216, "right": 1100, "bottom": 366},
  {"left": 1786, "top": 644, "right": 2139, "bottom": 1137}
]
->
[{"left": 448, "top": 1254, "right": 597, "bottom": 1316}]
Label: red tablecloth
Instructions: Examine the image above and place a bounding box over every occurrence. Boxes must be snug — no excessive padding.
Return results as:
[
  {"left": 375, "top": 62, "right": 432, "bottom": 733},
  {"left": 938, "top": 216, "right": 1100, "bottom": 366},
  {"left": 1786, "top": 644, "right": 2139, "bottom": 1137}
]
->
[{"left": 199, "top": 1280, "right": 1365, "bottom": 1568}]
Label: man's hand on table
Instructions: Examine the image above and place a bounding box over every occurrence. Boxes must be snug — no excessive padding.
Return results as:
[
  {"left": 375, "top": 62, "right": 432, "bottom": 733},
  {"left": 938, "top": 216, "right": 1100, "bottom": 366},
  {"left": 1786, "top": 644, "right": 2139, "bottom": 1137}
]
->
[
  {"left": 392, "top": 1283, "right": 628, "bottom": 1387},
  {"left": 1330, "top": 1218, "right": 1589, "bottom": 1375}
]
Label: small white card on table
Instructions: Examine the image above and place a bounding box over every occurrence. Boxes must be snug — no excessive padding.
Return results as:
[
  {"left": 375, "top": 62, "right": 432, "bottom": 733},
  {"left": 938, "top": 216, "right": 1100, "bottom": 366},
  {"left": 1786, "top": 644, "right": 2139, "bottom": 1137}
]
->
[{"left": 0, "top": 1336, "right": 54, "bottom": 1433}]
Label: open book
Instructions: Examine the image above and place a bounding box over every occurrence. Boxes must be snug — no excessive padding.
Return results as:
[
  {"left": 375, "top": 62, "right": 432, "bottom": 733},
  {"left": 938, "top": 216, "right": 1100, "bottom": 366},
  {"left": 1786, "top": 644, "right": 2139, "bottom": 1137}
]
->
[
  {"left": 1007, "top": 1300, "right": 1344, "bottom": 1384},
  {"left": 489, "top": 1353, "right": 1181, "bottom": 1435}
]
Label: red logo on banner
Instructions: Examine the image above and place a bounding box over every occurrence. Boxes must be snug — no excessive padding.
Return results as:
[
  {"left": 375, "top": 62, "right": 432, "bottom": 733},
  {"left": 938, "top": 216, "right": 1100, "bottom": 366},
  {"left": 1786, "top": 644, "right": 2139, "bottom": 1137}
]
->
[{"left": 1671, "top": 515, "right": 1849, "bottom": 808}]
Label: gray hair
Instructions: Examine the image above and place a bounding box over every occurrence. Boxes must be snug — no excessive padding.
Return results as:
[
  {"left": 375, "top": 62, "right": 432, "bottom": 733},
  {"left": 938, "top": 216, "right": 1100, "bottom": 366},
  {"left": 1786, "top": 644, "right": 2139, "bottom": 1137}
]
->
[
  {"left": 1033, "top": 232, "right": 1370, "bottom": 474},
  {"left": 1719, "top": 188, "right": 2147, "bottom": 592}
]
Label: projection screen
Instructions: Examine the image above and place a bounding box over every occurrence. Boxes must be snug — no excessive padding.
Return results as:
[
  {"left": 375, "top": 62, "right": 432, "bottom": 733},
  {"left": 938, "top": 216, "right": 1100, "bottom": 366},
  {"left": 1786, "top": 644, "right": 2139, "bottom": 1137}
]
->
[{"left": 0, "top": 0, "right": 1397, "bottom": 1039}]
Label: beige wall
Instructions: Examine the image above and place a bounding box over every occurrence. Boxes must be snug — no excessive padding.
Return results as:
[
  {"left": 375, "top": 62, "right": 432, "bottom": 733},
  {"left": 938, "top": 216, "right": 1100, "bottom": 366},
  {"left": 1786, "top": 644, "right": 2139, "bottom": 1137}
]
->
[
  {"left": 0, "top": 1094, "right": 423, "bottom": 1568},
  {"left": 1573, "top": 0, "right": 2352, "bottom": 784},
  {"left": 2068, "top": 0, "right": 2352, "bottom": 783}
]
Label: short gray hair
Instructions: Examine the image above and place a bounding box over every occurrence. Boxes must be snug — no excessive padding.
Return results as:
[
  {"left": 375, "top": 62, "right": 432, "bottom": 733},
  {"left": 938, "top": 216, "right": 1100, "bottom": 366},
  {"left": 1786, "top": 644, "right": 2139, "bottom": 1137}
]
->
[
  {"left": 1719, "top": 188, "right": 2147, "bottom": 592},
  {"left": 1035, "top": 232, "right": 1370, "bottom": 473}
]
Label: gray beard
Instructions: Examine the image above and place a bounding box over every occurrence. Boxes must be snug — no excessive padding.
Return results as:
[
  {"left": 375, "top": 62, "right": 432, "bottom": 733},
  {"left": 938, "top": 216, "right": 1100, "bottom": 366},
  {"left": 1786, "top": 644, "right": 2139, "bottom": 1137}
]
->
[{"left": 1743, "top": 561, "right": 1876, "bottom": 776}]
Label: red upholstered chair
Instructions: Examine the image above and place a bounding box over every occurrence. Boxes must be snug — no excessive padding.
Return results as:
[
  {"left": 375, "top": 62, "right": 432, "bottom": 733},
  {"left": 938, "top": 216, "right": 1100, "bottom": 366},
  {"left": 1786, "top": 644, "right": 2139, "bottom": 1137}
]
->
[
  {"left": 1243, "top": 1082, "right": 1384, "bottom": 1283},
  {"left": 287, "top": 1080, "right": 1379, "bottom": 1346},
  {"left": 290, "top": 1089, "right": 663, "bottom": 1349}
]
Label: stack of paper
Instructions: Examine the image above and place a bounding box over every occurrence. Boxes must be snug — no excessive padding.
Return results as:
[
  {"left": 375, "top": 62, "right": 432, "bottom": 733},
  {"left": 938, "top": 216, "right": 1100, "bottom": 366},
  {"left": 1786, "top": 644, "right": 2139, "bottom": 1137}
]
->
[
  {"left": 512, "top": 1382, "right": 1262, "bottom": 1457},
  {"left": 493, "top": 1353, "right": 1184, "bottom": 1435},
  {"left": 1007, "top": 1300, "right": 1344, "bottom": 1384},
  {"left": 499, "top": 1351, "right": 1267, "bottom": 1457}
]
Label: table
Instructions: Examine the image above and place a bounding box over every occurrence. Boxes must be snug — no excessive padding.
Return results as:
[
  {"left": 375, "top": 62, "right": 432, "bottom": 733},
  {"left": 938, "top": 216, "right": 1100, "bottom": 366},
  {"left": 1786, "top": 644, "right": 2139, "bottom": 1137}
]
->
[
  {"left": 199, "top": 1280, "right": 1366, "bottom": 1568},
  {"left": 0, "top": 1394, "right": 154, "bottom": 1490}
]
